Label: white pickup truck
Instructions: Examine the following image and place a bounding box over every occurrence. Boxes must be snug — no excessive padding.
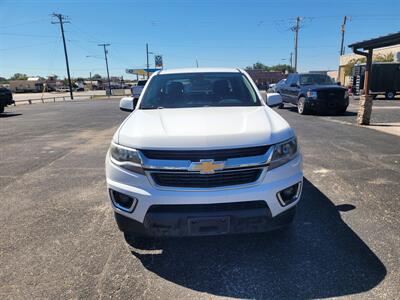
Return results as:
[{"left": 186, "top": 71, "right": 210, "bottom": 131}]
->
[{"left": 106, "top": 68, "right": 303, "bottom": 242}]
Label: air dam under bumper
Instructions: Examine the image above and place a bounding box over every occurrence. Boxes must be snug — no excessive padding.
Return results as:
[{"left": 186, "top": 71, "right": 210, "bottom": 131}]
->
[{"left": 114, "top": 203, "right": 296, "bottom": 237}]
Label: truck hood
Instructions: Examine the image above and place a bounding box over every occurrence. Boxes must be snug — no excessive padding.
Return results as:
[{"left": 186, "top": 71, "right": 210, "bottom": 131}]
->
[
  {"left": 302, "top": 85, "right": 346, "bottom": 91},
  {"left": 117, "top": 106, "right": 293, "bottom": 149}
]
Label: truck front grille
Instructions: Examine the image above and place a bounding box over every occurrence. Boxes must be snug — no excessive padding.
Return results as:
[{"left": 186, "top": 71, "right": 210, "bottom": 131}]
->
[
  {"left": 141, "top": 146, "right": 269, "bottom": 161},
  {"left": 317, "top": 90, "right": 345, "bottom": 100},
  {"left": 151, "top": 168, "right": 263, "bottom": 188}
]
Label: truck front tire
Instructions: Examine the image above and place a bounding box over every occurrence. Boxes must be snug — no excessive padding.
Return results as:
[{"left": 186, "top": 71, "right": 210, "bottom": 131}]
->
[{"left": 297, "top": 97, "right": 309, "bottom": 115}]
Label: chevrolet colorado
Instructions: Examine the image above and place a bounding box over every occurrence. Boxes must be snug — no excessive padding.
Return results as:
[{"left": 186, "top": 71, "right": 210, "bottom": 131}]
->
[{"left": 106, "top": 68, "right": 303, "bottom": 241}]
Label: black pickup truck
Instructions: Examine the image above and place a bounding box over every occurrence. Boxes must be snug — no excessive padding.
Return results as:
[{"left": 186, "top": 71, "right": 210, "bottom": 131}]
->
[
  {"left": 279, "top": 73, "right": 349, "bottom": 115},
  {"left": 0, "top": 88, "right": 14, "bottom": 113}
]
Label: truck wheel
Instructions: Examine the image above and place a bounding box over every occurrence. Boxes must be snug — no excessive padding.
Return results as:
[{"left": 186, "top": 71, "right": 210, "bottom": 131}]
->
[
  {"left": 278, "top": 103, "right": 284, "bottom": 109},
  {"left": 385, "top": 91, "right": 395, "bottom": 100},
  {"left": 0, "top": 106, "right": 4, "bottom": 113},
  {"left": 297, "top": 97, "right": 309, "bottom": 115}
]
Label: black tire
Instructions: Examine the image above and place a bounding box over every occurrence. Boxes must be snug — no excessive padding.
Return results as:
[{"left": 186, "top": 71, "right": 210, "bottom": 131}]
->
[
  {"left": 0, "top": 106, "right": 4, "bottom": 113},
  {"left": 278, "top": 103, "right": 284, "bottom": 109},
  {"left": 297, "top": 97, "right": 309, "bottom": 115},
  {"left": 372, "top": 94, "right": 378, "bottom": 100},
  {"left": 385, "top": 91, "right": 395, "bottom": 100}
]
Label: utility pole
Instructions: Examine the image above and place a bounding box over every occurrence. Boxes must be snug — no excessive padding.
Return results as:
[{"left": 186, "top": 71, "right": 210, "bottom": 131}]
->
[
  {"left": 51, "top": 13, "right": 73, "bottom": 100},
  {"left": 89, "top": 72, "right": 92, "bottom": 91},
  {"left": 196, "top": 59, "right": 199, "bottom": 68},
  {"left": 292, "top": 17, "right": 302, "bottom": 73},
  {"left": 289, "top": 52, "right": 293, "bottom": 70},
  {"left": 98, "top": 43, "right": 111, "bottom": 97},
  {"left": 340, "top": 16, "right": 351, "bottom": 55},
  {"left": 146, "top": 43, "right": 150, "bottom": 79}
]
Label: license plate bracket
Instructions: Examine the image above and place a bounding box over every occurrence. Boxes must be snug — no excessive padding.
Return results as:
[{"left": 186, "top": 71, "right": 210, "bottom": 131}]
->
[{"left": 188, "top": 216, "right": 230, "bottom": 236}]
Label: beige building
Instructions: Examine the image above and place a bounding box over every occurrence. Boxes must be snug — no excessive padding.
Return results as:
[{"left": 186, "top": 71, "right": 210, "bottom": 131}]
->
[
  {"left": 9, "top": 77, "right": 44, "bottom": 93},
  {"left": 338, "top": 44, "right": 400, "bottom": 86}
]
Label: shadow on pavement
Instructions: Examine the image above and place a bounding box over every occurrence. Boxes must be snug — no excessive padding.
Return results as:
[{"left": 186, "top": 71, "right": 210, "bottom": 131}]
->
[
  {"left": 128, "top": 178, "right": 386, "bottom": 299},
  {"left": 0, "top": 113, "right": 22, "bottom": 118}
]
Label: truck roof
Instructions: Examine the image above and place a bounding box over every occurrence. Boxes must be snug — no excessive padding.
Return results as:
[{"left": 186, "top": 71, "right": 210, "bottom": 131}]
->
[{"left": 158, "top": 67, "right": 242, "bottom": 75}]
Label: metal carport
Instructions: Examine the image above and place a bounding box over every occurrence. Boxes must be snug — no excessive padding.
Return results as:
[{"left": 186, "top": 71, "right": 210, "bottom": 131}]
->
[{"left": 349, "top": 32, "right": 400, "bottom": 125}]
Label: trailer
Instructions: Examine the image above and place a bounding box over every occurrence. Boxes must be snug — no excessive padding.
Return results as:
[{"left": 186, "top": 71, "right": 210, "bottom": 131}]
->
[{"left": 351, "top": 62, "right": 400, "bottom": 99}]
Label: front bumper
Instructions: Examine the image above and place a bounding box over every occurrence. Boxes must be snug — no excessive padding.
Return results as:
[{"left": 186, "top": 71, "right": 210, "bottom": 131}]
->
[
  {"left": 106, "top": 152, "right": 303, "bottom": 236},
  {"left": 306, "top": 97, "right": 349, "bottom": 111},
  {"left": 115, "top": 204, "right": 297, "bottom": 237}
]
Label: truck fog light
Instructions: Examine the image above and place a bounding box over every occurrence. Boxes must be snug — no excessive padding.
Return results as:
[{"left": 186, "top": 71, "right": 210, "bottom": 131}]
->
[
  {"left": 109, "top": 189, "right": 137, "bottom": 212},
  {"left": 277, "top": 182, "right": 301, "bottom": 206}
]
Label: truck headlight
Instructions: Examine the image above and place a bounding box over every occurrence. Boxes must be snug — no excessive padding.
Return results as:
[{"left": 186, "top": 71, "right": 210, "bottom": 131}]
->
[
  {"left": 109, "top": 143, "right": 144, "bottom": 174},
  {"left": 306, "top": 91, "right": 318, "bottom": 99},
  {"left": 269, "top": 137, "right": 298, "bottom": 170}
]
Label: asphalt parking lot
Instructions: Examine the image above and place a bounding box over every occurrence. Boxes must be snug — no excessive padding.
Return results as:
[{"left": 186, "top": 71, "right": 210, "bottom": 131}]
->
[{"left": 1, "top": 100, "right": 399, "bottom": 299}]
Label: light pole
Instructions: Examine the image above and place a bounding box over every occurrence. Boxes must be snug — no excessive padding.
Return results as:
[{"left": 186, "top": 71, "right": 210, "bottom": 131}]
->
[
  {"left": 146, "top": 43, "right": 154, "bottom": 79},
  {"left": 98, "top": 43, "right": 111, "bottom": 96},
  {"left": 86, "top": 55, "right": 103, "bottom": 92}
]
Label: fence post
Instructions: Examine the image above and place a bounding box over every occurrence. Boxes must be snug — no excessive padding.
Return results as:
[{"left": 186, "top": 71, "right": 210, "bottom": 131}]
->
[{"left": 29, "top": 100, "right": 32, "bottom": 104}]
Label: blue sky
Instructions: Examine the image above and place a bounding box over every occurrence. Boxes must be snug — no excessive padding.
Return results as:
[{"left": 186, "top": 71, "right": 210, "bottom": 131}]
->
[{"left": 0, "top": 0, "right": 399, "bottom": 79}]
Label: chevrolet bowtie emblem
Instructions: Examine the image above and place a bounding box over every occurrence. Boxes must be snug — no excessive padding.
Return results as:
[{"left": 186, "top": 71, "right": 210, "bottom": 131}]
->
[{"left": 189, "top": 159, "right": 225, "bottom": 174}]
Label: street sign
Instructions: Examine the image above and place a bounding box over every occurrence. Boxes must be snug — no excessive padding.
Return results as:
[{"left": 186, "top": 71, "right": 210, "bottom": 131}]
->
[{"left": 155, "top": 55, "right": 163, "bottom": 68}]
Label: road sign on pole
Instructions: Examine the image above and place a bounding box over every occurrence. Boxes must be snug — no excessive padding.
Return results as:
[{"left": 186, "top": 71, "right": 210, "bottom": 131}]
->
[{"left": 155, "top": 55, "right": 163, "bottom": 68}]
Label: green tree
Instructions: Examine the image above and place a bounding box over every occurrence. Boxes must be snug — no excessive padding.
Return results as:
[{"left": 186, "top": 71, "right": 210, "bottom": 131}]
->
[
  {"left": 92, "top": 74, "right": 102, "bottom": 79},
  {"left": 9, "top": 73, "right": 28, "bottom": 80},
  {"left": 344, "top": 53, "right": 394, "bottom": 76},
  {"left": 246, "top": 62, "right": 294, "bottom": 73}
]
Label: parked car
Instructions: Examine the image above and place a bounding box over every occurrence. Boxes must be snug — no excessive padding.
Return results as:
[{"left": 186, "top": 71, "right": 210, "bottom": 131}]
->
[
  {"left": 56, "top": 87, "right": 70, "bottom": 92},
  {"left": 0, "top": 87, "right": 14, "bottom": 113},
  {"left": 279, "top": 73, "right": 349, "bottom": 115},
  {"left": 131, "top": 80, "right": 147, "bottom": 99},
  {"left": 106, "top": 68, "right": 303, "bottom": 243}
]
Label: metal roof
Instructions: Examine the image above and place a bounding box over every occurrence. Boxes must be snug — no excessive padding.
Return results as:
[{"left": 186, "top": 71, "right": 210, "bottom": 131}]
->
[{"left": 348, "top": 32, "right": 400, "bottom": 50}]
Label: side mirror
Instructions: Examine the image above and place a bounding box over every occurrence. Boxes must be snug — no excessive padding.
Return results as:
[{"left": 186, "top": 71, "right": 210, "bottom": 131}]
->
[
  {"left": 290, "top": 83, "right": 298, "bottom": 88},
  {"left": 266, "top": 93, "right": 283, "bottom": 107},
  {"left": 119, "top": 96, "right": 136, "bottom": 112}
]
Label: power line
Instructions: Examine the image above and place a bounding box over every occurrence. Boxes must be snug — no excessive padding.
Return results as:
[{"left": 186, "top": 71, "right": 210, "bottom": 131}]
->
[{"left": 51, "top": 13, "right": 74, "bottom": 100}]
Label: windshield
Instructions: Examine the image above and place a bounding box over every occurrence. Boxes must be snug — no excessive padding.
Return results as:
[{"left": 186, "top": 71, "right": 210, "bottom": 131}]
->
[
  {"left": 299, "top": 74, "right": 335, "bottom": 85},
  {"left": 139, "top": 72, "right": 261, "bottom": 109}
]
